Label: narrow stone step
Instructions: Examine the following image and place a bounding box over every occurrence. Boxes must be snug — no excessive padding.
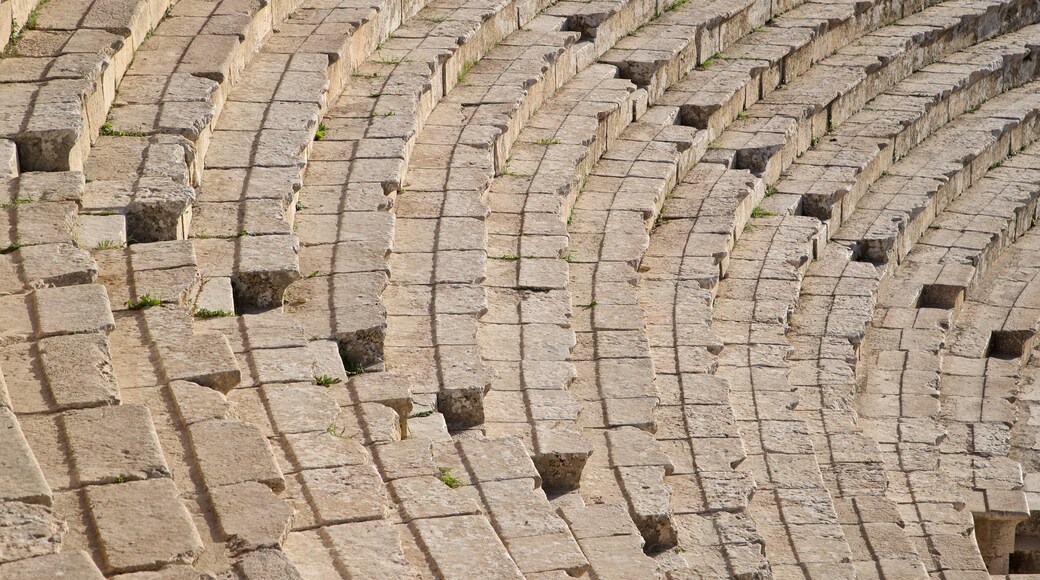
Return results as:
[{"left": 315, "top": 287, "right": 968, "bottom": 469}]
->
[
  {"left": 781, "top": 85, "right": 1040, "bottom": 580},
  {"left": 379, "top": 0, "right": 678, "bottom": 432},
  {"left": 831, "top": 145, "right": 1040, "bottom": 575},
  {"left": 711, "top": 0, "right": 1040, "bottom": 185},
  {"left": 773, "top": 24, "right": 1040, "bottom": 231},
  {"left": 0, "top": 0, "right": 174, "bottom": 171}
]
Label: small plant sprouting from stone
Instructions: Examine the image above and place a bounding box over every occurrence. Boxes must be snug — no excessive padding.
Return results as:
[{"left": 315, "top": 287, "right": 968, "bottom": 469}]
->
[
  {"left": 374, "top": 54, "right": 401, "bottom": 65},
  {"left": 114, "top": 475, "right": 126, "bottom": 484},
  {"left": 457, "top": 59, "right": 476, "bottom": 84},
  {"left": 737, "top": 111, "right": 748, "bottom": 120},
  {"left": 237, "top": 230, "right": 249, "bottom": 237},
  {"left": 536, "top": 138, "right": 561, "bottom": 145},
  {"left": 352, "top": 71, "right": 380, "bottom": 79},
  {"left": 126, "top": 294, "right": 161, "bottom": 310},
  {"left": 409, "top": 407, "right": 435, "bottom": 418},
  {"left": 0, "top": 241, "right": 23, "bottom": 254},
  {"left": 99, "top": 120, "right": 144, "bottom": 138},
  {"left": 306, "top": 270, "right": 321, "bottom": 278},
  {"left": 492, "top": 254, "right": 520, "bottom": 261},
  {"left": 437, "top": 467, "right": 462, "bottom": 489},
  {"left": 315, "top": 122, "right": 328, "bottom": 141},
  {"left": 0, "top": 198, "right": 30, "bottom": 209},
  {"left": 194, "top": 308, "right": 234, "bottom": 319},
  {"left": 326, "top": 423, "right": 348, "bottom": 438},
  {"left": 577, "top": 300, "right": 597, "bottom": 309},
  {"left": 696, "top": 52, "right": 721, "bottom": 70},
  {"left": 95, "top": 239, "right": 123, "bottom": 250},
  {"left": 751, "top": 207, "right": 776, "bottom": 218},
  {"left": 314, "top": 374, "right": 342, "bottom": 386},
  {"left": 764, "top": 185, "right": 777, "bottom": 198},
  {"left": 345, "top": 359, "right": 365, "bottom": 376}
]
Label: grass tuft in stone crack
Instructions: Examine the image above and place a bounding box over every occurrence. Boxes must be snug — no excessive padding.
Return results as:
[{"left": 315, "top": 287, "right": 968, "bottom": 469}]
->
[
  {"left": 751, "top": 207, "right": 776, "bottom": 218},
  {"left": 314, "top": 122, "right": 328, "bottom": 141},
  {"left": 438, "top": 467, "right": 462, "bottom": 489},
  {"left": 410, "top": 407, "right": 435, "bottom": 418},
  {"left": 194, "top": 308, "right": 234, "bottom": 319},
  {"left": 314, "top": 374, "right": 342, "bottom": 386},
  {"left": 326, "top": 423, "right": 348, "bottom": 438},
  {"left": 535, "top": 138, "right": 561, "bottom": 145},
  {"left": 94, "top": 239, "right": 123, "bottom": 250},
  {"left": 344, "top": 359, "right": 365, "bottom": 376},
  {"left": 126, "top": 293, "right": 161, "bottom": 310},
  {"left": 0, "top": 198, "right": 31, "bottom": 209}
]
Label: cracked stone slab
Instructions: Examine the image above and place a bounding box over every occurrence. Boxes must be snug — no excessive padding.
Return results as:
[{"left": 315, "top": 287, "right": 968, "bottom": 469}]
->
[
  {"left": 210, "top": 481, "right": 294, "bottom": 554},
  {"left": 61, "top": 404, "right": 170, "bottom": 486},
  {"left": 0, "top": 408, "right": 52, "bottom": 506},
  {"left": 38, "top": 333, "right": 120, "bottom": 410},
  {"left": 33, "top": 284, "right": 115, "bottom": 337},
  {"left": 85, "top": 478, "right": 204, "bottom": 574},
  {"left": 188, "top": 419, "right": 285, "bottom": 491}
]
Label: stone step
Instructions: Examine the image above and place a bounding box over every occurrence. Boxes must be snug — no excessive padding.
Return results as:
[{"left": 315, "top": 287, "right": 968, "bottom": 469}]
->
[
  {"left": 0, "top": 0, "right": 174, "bottom": 171},
  {"left": 773, "top": 24, "right": 1040, "bottom": 231},
  {"left": 287, "top": 0, "right": 661, "bottom": 364},
  {"left": 659, "top": 0, "right": 944, "bottom": 145},
  {"left": 479, "top": 64, "right": 652, "bottom": 490},
  {"left": 781, "top": 83, "right": 1040, "bottom": 580},
  {"left": 711, "top": 0, "right": 1040, "bottom": 185},
  {"left": 373, "top": 0, "right": 681, "bottom": 434}
]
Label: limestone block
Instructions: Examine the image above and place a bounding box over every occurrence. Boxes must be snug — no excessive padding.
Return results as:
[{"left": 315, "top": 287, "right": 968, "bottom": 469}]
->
[
  {"left": 61, "top": 404, "right": 170, "bottom": 485},
  {"left": 85, "top": 478, "right": 204, "bottom": 574}
]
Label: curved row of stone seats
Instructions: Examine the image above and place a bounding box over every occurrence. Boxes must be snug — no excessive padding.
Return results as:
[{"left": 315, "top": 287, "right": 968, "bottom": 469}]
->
[
  {"left": 728, "top": 24, "right": 1040, "bottom": 578},
  {"left": 649, "top": 0, "right": 931, "bottom": 143},
  {"left": 463, "top": 0, "right": 1015, "bottom": 561},
  {"left": 292, "top": 0, "right": 673, "bottom": 431},
  {"left": 940, "top": 224, "right": 1040, "bottom": 574},
  {"left": 599, "top": 0, "right": 777, "bottom": 104},
  {"left": 286, "top": 0, "right": 678, "bottom": 372},
  {"left": 282, "top": 0, "right": 572, "bottom": 376},
  {"left": 479, "top": 65, "right": 649, "bottom": 489},
  {"left": 831, "top": 83, "right": 1040, "bottom": 265},
  {"left": 0, "top": 0, "right": 174, "bottom": 172},
  {"left": 708, "top": 0, "right": 1040, "bottom": 185},
  {"left": 548, "top": 0, "right": 1040, "bottom": 567},
  {"left": 194, "top": 0, "right": 530, "bottom": 314},
  {"left": 567, "top": 122, "right": 777, "bottom": 573},
  {"left": 378, "top": 0, "right": 856, "bottom": 442},
  {"left": 94, "top": 0, "right": 309, "bottom": 184},
  {"left": 783, "top": 83, "right": 1040, "bottom": 579},
  {"left": 181, "top": 0, "right": 444, "bottom": 312},
  {"left": 832, "top": 143, "right": 1040, "bottom": 575},
  {"left": 79, "top": 0, "right": 404, "bottom": 256},
  {"left": 771, "top": 24, "right": 1040, "bottom": 230}
]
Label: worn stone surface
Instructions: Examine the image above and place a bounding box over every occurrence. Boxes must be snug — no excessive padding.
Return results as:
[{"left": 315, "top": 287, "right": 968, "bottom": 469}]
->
[
  {"left": 62, "top": 404, "right": 170, "bottom": 485},
  {"left": 9, "top": 0, "right": 1040, "bottom": 576},
  {"left": 85, "top": 478, "right": 204, "bottom": 574},
  {"left": 0, "top": 502, "right": 67, "bottom": 564}
]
